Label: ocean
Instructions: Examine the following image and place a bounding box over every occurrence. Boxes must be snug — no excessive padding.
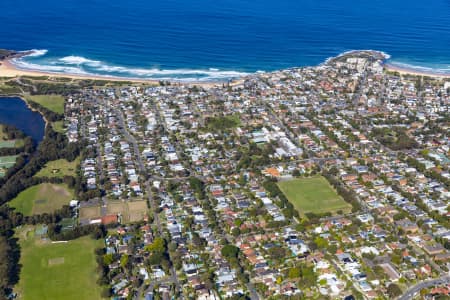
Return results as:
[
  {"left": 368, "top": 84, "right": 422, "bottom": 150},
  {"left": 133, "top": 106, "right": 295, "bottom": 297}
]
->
[{"left": 1, "top": 0, "right": 449, "bottom": 81}]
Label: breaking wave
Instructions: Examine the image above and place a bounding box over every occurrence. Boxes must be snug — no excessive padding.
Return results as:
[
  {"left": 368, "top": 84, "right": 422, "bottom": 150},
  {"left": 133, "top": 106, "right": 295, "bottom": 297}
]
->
[
  {"left": 12, "top": 49, "right": 450, "bottom": 81},
  {"left": 386, "top": 61, "right": 450, "bottom": 75},
  {"left": 20, "top": 49, "right": 48, "bottom": 57},
  {"left": 11, "top": 58, "right": 90, "bottom": 75},
  {"left": 12, "top": 49, "right": 250, "bottom": 81}
]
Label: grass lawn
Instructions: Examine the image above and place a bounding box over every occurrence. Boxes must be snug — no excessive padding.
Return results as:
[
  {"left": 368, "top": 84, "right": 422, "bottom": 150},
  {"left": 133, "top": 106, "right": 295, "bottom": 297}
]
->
[
  {"left": 15, "top": 226, "right": 102, "bottom": 300},
  {"left": 107, "top": 200, "right": 148, "bottom": 223},
  {"left": 9, "top": 183, "right": 74, "bottom": 216},
  {"left": 278, "top": 176, "right": 351, "bottom": 216},
  {"left": 0, "top": 155, "right": 18, "bottom": 177},
  {"left": 0, "top": 155, "right": 18, "bottom": 167},
  {"left": 0, "top": 83, "right": 22, "bottom": 94},
  {"left": 52, "top": 120, "right": 65, "bottom": 133},
  {"left": 0, "top": 124, "right": 6, "bottom": 140},
  {"left": 25, "top": 94, "right": 65, "bottom": 114},
  {"left": 35, "top": 157, "right": 80, "bottom": 178},
  {"left": 0, "top": 140, "right": 15, "bottom": 148}
]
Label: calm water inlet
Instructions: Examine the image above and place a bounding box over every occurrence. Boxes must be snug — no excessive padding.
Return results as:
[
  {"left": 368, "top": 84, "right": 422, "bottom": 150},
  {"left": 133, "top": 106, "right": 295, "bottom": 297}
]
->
[{"left": 0, "top": 97, "right": 45, "bottom": 144}]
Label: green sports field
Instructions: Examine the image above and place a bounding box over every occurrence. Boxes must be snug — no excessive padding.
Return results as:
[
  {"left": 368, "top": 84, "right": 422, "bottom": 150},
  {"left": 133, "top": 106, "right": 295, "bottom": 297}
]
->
[
  {"left": 9, "top": 183, "right": 74, "bottom": 216},
  {"left": 0, "top": 155, "right": 18, "bottom": 177},
  {"left": 0, "top": 140, "right": 16, "bottom": 148},
  {"left": 277, "top": 176, "right": 351, "bottom": 216},
  {"left": 25, "top": 94, "right": 65, "bottom": 114},
  {"left": 35, "top": 157, "right": 80, "bottom": 178},
  {"left": 0, "top": 155, "right": 17, "bottom": 166},
  {"left": 15, "top": 226, "right": 102, "bottom": 300}
]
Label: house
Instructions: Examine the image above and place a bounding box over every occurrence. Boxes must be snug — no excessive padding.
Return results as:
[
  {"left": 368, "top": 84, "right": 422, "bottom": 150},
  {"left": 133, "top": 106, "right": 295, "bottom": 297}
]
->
[
  {"left": 102, "top": 214, "right": 118, "bottom": 225},
  {"left": 423, "top": 244, "right": 445, "bottom": 256}
]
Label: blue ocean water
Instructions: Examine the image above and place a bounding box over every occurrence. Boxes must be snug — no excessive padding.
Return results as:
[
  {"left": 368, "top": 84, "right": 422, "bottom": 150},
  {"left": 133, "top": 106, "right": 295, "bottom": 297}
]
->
[{"left": 0, "top": 0, "right": 449, "bottom": 81}]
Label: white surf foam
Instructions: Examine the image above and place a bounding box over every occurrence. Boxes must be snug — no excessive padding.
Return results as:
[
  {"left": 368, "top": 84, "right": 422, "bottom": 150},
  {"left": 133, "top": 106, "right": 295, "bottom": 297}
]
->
[
  {"left": 11, "top": 53, "right": 250, "bottom": 81},
  {"left": 58, "top": 55, "right": 102, "bottom": 67},
  {"left": 387, "top": 61, "right": 450, "bottom": 74},
  {"left": 323, "top": 49, "right": 391, "bottom": 65},
  {"left": 21, "top": 49, "right": 48, "bottom": 58},
  {"left": 11, "top": 58, "right": 89, "bottom": 75}
]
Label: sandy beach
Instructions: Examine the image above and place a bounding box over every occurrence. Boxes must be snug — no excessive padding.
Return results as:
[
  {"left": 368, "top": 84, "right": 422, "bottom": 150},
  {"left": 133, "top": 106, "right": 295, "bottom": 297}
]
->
[
  {"left": 0, "top": 58, "right": 225, "bottom": 88},
  {"left": 384, "top": 63, "right": 450, "bottom": 79},
  {"left": 3, "top": 55, "right": 448, "bottom": 89}
]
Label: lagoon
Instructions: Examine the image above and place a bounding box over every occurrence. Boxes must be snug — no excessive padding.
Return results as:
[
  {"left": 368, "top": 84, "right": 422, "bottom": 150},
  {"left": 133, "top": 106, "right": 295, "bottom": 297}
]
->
[{"left": 0, "top": 97, "right": 45, "bottom": 144}]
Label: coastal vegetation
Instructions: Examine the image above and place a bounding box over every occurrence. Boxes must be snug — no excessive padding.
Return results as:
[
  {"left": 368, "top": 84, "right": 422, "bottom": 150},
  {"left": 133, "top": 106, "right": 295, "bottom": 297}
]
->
[
  {"left": 0, "top": 83, "right": 21, "bottom": 94},
  {"left": 25, "top": 97, "right": 64, "bottom": 123},
  {"left": 0, "top": 49, "right": 17, "bottom": 59},
  {"left": 25, "top": 94, "right": 65, "bottom": 114}
]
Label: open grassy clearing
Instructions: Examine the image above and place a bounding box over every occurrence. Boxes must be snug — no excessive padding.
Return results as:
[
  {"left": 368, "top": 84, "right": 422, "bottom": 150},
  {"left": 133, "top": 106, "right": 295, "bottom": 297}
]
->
[
  {"left": 0, "top": 140, "right": 16, "bottom": 148},
  {"left": 9, "top": 183, "right": 74, "bottom": 216},
  {"left": 0, "top": 155, "right": 17, "bottom": 167},
  {"left": 277, "top": 176, "right": 351, "bottom": 216},
  {"left": 0, "top": 83, "right": 22, "bottom": 94},
  {"left": 107, "top": 200, "right": 147, "bottom": 223},
  {"left": 79, "top": 200, "right": 147, "bottom": 223},
  {"left": 52, "top": 120, "right": 65, "bottom": 133},
  {"left": 35, "top": 157, "right": 80, "bottom": 178},
  {"left": 0, "top": 155, "right": 18, "bottom": 177},
  {"left": 25, "top": 94, "right": 65, "bottom": 114},
  {"left": 127, "top": 200, "right": 148, "bottom": 222},
  {"left": 15, "top": 226, "right": 102, "bottom": 300},
  {"left": 79, "top": 205, "right": 102, "bottom": 220}
]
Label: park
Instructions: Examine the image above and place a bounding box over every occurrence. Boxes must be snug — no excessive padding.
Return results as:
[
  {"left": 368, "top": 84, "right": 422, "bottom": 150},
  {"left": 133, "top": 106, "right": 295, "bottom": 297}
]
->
[{"left": 277, "top": 176, "right": 351, "bottom": 216}]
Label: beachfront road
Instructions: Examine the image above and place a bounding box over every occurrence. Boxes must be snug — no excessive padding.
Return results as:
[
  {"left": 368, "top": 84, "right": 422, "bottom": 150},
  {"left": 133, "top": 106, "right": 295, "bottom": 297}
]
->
[{"left": 397, "top": 275, "right": 450, "bottom": 300}]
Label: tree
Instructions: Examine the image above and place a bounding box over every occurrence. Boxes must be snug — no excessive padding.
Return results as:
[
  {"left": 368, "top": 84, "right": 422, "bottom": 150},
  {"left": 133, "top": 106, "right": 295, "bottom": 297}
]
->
[
  {"left": 221, "top": 244, "right": 239, "bottom": 259},
  {"left": 103, "top": 253, "right": 114, "bottom": 266},
  {"left": 231, "top": 227, "right": 241, "bottom": 237},
  {"left": 120, "top": 254, "right": 129, "bottom": 268},
  {"left": 314, "top": 236, "right": 329, "bottom": 249},
  {"left": 288, "top": 267, "right": 301, "bottom": 279},
  {"left": 0, "top": 236, "right": 10, "bottom": 297},
  {"left": 267, "top": 246, "right": 287, "bottom": 261},
  {"left": 387, "top": 283, "right": 402, "bottom": 298},
  {"left": 101, "top": 287, "right": 112, "bottom": 298},
  {"left": 145, "top": 237, "right": 165, "bottom": 253}
]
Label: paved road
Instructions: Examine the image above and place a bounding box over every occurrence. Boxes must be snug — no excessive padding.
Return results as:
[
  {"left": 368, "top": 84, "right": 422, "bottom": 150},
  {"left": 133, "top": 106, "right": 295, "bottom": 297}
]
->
[
  {"left": 114, "top": 108, "right": 146, "bottom": 172},
  {"left": 397, "top": 275, "right": 450, "bottom": 300},
  {"left": 329, "top": 258, "right": 368, "bottom": 300},
  {"left": 410, "top": 244, "right": 446, "bottom": 276},
  {"left": 113, "top": 101, "right": 183, "bottom": 299}
]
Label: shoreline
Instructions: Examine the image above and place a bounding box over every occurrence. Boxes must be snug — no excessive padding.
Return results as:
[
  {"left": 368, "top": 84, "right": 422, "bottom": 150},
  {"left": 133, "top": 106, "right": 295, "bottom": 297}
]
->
[
  {"left": 0, "top": 58, "right": 228, "bottom": 88},
  {"left": 2, "top": 51, "right": 450, "bottom": 86},
  {"left": 0, "top": 95, "right": 50, "bottom": 130},
  {"left": 384, "top": 63, "right": 450, "bottom": 79}
]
